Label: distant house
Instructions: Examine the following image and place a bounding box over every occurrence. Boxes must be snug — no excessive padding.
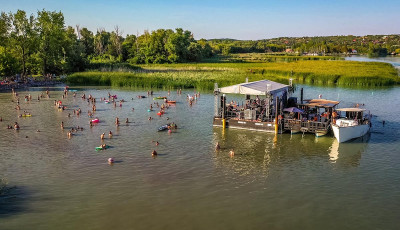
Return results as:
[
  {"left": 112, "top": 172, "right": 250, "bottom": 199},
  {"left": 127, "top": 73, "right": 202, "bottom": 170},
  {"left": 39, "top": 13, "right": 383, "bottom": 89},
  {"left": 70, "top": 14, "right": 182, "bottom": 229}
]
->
[
  {"left": 285, "top": 48, "right": 293, "bottom": 53},
  {"left": 351, "top": 49, "right": 357, "bottom": 54}
]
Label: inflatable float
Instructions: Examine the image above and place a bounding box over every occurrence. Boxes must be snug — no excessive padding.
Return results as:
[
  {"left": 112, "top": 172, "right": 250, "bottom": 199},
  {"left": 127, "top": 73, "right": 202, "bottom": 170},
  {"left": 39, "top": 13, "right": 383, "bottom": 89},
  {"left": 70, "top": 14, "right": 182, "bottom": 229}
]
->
[{"left": 153, "top": 97, "right": 167, "bottom": 100}]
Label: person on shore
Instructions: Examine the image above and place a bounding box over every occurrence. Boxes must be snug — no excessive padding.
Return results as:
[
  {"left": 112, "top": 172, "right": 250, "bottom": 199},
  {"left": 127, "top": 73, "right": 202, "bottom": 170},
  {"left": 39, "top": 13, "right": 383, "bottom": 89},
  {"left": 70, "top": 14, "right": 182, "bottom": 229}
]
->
[
  {"left": 109, "top": 131, "right": 113, "bottom": 138},
  {"left": 101, "top": 133, "right": 105, "bottom": 140}
]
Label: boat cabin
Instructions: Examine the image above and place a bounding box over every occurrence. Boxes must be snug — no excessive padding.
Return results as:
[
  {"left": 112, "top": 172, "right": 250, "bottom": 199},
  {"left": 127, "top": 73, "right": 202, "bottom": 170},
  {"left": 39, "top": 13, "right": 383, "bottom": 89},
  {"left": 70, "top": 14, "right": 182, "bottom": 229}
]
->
[{"left": 334, "top": 108, "right": 369, "bottom": 127}]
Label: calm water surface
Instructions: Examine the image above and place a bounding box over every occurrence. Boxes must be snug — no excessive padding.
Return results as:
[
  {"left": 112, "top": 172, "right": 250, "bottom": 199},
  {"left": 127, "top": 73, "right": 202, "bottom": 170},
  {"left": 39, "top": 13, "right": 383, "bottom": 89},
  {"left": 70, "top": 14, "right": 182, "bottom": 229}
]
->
[{"left": 0, "top": 85, "right": 400, "bottom": 230}]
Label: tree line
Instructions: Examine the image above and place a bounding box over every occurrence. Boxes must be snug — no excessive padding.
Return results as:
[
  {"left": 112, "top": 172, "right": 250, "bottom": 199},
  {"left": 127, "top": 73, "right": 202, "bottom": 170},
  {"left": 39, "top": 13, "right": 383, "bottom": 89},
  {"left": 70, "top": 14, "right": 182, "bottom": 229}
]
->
[
  {"left": 1, "top": 9, "right": 400, "bottom": 77},
  {"left": 210, "top": 35, "right": 400, "bottom": 56},
  {"left": 0, "top": 10, "right": 213, "bottom": 77}
]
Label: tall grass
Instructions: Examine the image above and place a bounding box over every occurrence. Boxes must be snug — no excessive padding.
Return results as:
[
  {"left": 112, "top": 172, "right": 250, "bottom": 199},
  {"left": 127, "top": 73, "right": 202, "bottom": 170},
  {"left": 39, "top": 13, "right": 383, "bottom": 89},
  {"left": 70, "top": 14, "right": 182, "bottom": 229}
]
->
[{"left": 67, "top": 61, "right": 399, "bottom": 89}]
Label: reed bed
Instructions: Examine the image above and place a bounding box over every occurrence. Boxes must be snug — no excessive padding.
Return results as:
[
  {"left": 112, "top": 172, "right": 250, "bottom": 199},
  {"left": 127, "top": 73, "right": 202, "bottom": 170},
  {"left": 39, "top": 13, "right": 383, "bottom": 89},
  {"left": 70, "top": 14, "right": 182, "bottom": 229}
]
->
[{"left": 67, "top": 60, "right": 399, "bottom": 89}]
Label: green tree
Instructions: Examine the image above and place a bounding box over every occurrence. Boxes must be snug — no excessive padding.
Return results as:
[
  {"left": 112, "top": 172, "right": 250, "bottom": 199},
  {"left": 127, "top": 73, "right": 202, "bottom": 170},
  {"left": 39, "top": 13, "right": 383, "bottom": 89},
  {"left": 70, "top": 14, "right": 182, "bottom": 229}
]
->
[
  {"left": 36, "top": 10, "right": 66, "bottom": 75},
  {"left": 94, "top": 29, "right": 110, "bottom": 55},
  {"left": 79, "top": 27, "right": 94, "bottom": 56},
  {"left": 0, "top": 46, "right": 19, "bottom": 76},
  {"left": 10, "top": 10, "right": 37, "bottom": 77}
]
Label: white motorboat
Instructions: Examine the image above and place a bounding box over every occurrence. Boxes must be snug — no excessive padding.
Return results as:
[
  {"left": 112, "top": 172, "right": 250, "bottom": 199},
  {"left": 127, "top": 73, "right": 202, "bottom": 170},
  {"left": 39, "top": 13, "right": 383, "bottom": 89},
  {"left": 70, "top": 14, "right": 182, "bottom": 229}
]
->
[{"left": 332, "top": 108, "right": 371, "bottom": 143}]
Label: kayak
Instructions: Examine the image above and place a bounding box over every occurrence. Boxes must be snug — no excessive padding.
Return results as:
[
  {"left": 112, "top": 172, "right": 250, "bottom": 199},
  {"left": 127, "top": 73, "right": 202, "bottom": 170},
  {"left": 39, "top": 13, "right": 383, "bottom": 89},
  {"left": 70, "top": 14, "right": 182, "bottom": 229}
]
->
[
  {"left": 21, "top": 114, "right": 32, "bottom": 117},
  {"left": 69, "top": 90, "right": 78, "bottom": 92},
  {"left": 91, "top": 119, "right": 100, "bottom": 123},
  {"left": 105, "top": 100, "right": 110, "bottom": 104},
  {"left": 153, "top": 97, "right": 167, "bottom": 100},
  {"left": 157, "top": 111, "right": 165, "bottom": 116},
  {"left": 147, "top": 109, "right": 153, "bottom": 112},
  {"left": 166, "top": 101, "right": 176, "bottom": 104},
  {"left": 95, "top": 145, "right": 109, "bottom": 151},
  {"left": 158, "top": 124, "right": 170, "bottom": 132},
  {"left": 137, "top": 96, "right": 146, "bottom": 98}
]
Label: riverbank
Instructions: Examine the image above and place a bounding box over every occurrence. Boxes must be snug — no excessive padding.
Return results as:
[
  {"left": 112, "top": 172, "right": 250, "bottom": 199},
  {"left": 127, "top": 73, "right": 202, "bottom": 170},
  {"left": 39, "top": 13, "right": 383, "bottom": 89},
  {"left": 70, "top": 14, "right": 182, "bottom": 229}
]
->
[
  {"left": 67, "top": 60, "right": 400, "bottom": 89},
  {"left": 0, "top": 80, "right": 62, "bottom": 91}
]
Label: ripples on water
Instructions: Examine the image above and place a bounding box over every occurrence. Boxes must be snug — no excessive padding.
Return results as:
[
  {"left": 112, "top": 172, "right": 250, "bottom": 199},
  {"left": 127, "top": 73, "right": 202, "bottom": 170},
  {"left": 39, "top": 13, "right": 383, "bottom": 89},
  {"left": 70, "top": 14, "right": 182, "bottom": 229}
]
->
[{"left": 0, "top": 85, "right": 400, "bottom": 230}]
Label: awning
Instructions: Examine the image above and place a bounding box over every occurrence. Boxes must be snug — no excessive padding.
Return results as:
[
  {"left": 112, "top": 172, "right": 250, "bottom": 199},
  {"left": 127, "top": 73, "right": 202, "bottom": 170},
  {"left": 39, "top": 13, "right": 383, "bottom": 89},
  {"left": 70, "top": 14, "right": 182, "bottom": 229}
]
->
[
  {"left": 301, "top": 99, "right": 340, "bottom": 108},
  {"left": 283, "top": 107, "right": 304, "bottom": 113},
  {"left": 336, "top": 108, "right": 365, "bottom": 112},
  {"left": 218, "top": 80, "right": 289, "bottom": 96}
]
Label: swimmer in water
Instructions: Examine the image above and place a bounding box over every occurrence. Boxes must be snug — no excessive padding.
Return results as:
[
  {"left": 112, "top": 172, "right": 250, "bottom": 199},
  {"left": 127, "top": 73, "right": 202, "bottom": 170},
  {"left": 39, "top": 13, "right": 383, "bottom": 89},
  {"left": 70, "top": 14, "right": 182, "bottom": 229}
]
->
[
  {"left": 108, "top": 157, "right": 114, "bottom": 164},
  {"left": 125, "top": 118, "right": 129, "bottom": 123},
  {"left": 152, "top": 150, "right": 157, "bottom": 156},
  {"left": 156, "top": 141, "right": 159, "bottom": 146},
  {"left": 101, "top": 133, "right": 105, "bottom": 140},
  {"left": 67, "top": 131, "right": 72, "bottom": 138},
  {"left": 109, "top": 131, "right": 113, "bottom": 138},
  {"left": 61, "top": 121, "right": 64, "bottom": 129},
  {"left": 229, "top": 149, "right": 235, "bottom": 156},
  {"left": 215, "top": 142, "right": 220, "bottom": 151},
  {"left": 148, "top": 117, "right": 152, "bottom": 120}
]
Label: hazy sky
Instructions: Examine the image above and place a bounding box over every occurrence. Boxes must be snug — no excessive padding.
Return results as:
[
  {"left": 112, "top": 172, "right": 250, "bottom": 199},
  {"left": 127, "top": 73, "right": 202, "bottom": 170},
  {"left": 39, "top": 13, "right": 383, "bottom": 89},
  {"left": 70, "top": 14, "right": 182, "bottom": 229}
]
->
[{"left": 1, "top": 0, "right": 399, "bottom": 40}]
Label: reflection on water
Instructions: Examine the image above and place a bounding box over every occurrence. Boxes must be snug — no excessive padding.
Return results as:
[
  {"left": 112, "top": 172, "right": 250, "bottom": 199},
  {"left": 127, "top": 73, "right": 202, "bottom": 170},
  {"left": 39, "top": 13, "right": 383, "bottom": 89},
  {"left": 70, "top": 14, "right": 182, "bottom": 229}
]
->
[{"left": 329, "top": 133, "right": 370, "bottom": 166}]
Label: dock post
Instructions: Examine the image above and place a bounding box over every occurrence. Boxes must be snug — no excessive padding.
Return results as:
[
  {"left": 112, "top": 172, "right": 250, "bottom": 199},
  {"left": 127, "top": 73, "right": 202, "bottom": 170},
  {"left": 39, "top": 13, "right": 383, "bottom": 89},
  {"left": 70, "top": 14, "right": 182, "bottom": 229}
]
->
[
  {"left": 222, "top": 94, "right": 226, "bottom": 129},
  {"left": 275, "top": 97, "right": 279, "bottom": 134}
]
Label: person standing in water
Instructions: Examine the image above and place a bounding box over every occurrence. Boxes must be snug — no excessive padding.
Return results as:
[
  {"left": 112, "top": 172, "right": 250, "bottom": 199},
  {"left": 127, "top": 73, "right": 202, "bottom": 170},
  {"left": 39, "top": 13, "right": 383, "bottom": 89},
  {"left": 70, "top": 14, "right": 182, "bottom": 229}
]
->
[{"left": 101, "top": 133, "right": 105, "bottom": 140}]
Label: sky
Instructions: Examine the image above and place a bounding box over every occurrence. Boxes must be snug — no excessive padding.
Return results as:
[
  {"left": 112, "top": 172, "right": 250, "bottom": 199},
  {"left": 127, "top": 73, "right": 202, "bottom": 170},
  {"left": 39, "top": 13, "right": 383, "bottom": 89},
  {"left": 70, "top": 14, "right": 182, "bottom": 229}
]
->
[{"left": 1, "top": 0, "right": 399, "bottom": 40}]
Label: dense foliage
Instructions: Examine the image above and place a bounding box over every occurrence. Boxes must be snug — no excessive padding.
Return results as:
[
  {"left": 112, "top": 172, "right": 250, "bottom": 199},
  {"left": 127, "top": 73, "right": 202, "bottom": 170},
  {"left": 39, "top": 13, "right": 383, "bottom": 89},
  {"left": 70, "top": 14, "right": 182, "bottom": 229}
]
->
[
  {"left": 208, "top": 35, "right": 400, "bottom": 56},
  {"left": 0, "top": 10, "right": 212, "bottom": 77},
  {"left": 1, "top": 9, "right": 399, "bottom": 80}
]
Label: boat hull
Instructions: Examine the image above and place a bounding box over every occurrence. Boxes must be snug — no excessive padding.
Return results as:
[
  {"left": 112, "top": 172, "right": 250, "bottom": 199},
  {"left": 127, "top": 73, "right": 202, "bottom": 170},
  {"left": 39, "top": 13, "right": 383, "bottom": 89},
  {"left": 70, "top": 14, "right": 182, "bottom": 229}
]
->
[{"left": 332, "top": 124, "right": 370, "bottom": 143}]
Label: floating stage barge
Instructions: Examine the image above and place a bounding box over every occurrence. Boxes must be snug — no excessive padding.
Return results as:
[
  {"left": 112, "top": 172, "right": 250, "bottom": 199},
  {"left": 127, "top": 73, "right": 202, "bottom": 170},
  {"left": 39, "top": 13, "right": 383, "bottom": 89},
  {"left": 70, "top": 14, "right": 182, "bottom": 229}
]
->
[{"left": 213, "top": 80, "right": 339, "bottom": 136}]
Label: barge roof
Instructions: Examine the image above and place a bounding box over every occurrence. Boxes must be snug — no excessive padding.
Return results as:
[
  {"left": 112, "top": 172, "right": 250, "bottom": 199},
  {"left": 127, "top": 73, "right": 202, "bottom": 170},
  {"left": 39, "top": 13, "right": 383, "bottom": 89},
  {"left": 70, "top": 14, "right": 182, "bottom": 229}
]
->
[{"left": 218, "top": 80, "right": 289, "bottom": 96}]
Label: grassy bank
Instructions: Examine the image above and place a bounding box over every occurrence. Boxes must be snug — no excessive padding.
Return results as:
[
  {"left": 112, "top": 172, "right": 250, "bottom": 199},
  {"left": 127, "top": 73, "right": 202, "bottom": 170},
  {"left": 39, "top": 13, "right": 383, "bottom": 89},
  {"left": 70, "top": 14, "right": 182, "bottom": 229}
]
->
[{"left": 66, "top": 60, "right": 400, "bottom": 89}]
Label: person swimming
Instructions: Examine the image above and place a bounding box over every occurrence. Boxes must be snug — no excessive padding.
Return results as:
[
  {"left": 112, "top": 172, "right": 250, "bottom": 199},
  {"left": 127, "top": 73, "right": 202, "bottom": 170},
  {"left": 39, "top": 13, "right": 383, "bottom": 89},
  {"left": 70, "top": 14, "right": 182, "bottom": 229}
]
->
[
  {"left": 109, "top": 131, "right": 113, "bottom": 138},
  {"left": 229, "top": 149, "right": 235, "bottom": 156},
  {"left": 215, "top": 142, "right": 221, "bottom": 151},
  {"left": 14, "top": 122, "right": 20, "bottom": 130},
  {"left": 152, "top": 150, "right": 157, "bottom": 156},
  {"left": 108, "top": 157, "right": 114, "bottom": 164},
  {"left": 156, "top": 141, "right": 159, "bottom": 146},
  {"left": 125, "top": 118, "right": 129, "bottom": 123}
]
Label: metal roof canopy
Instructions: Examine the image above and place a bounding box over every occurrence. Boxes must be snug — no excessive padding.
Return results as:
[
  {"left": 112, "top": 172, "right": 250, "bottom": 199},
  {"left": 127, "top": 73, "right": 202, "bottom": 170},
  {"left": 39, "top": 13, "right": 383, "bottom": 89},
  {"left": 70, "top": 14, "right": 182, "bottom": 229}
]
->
[
  {"left": 218, "top": 80, "right": 289, "bottom": 96},
  {"left": 336, "top": 108, "right": 365, "bottom": 112},
  {"left": 300, "top": 99, "right": 340, "bottom": 108}
]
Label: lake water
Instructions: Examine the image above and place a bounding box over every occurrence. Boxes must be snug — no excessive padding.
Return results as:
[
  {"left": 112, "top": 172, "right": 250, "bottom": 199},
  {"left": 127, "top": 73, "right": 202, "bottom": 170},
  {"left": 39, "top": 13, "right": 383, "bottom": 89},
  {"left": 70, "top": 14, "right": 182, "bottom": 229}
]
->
[
  {"left": 1, "top": 84, "right": 400, "bottom": 230},
  {"left": 346, "top": 55, "right": 400, "bottom": 69}
]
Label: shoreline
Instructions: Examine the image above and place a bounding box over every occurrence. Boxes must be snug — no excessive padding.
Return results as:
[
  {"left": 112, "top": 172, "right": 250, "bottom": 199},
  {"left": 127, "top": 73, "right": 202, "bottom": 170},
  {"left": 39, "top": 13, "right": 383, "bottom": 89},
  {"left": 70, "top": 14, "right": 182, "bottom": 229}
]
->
[{"left": 0, "top": 81, "right": 63, "bottom": 92}]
